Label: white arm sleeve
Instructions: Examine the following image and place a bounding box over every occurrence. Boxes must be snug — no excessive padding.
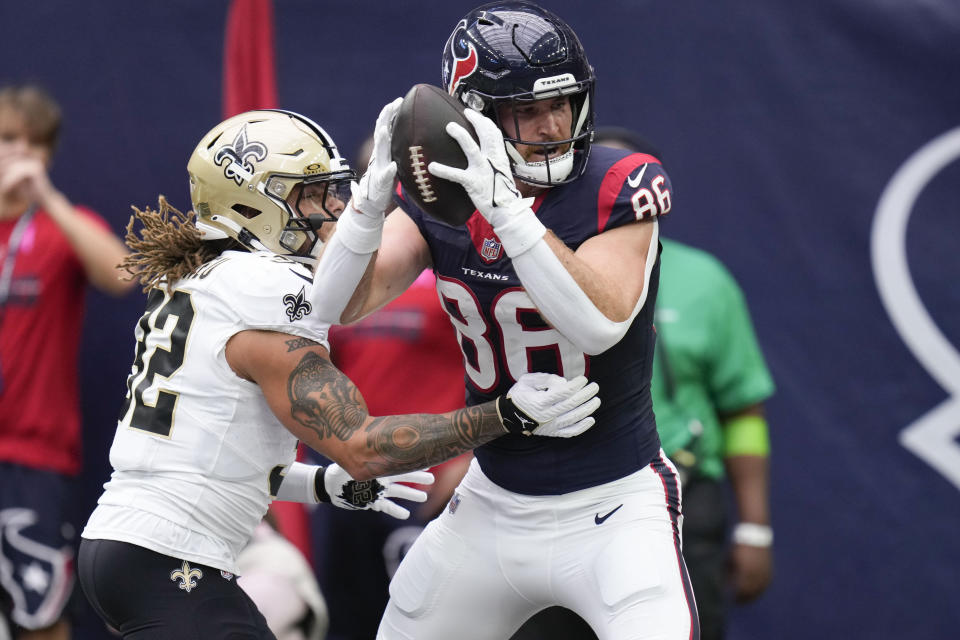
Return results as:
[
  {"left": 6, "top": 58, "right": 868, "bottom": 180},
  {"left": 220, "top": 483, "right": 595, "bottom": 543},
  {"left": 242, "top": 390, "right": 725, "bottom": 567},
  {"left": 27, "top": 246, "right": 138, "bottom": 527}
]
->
[
  {"left": 510, "top": 218, "right": 659, "bottom": 355},
  {"left": 274, "top": 461, "right": 321, "bottom": 504},
  {"left": 309, "top": 203, "right": 382, "bottom": 325}
]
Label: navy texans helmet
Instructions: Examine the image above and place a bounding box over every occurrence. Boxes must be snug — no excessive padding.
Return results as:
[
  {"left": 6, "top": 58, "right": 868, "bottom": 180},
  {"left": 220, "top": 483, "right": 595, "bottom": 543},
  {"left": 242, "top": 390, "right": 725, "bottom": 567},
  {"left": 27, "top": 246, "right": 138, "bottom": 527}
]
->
[{"left": 441, "top": 1, "right": 595, "bottom": 187}]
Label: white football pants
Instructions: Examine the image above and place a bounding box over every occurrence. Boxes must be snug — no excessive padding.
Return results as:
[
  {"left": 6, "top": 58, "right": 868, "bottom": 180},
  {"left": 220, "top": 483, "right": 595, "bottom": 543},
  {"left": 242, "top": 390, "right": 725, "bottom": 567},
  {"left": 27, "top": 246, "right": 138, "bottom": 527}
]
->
[{"left": 377, "top": 452, "right": 699, "bottom": 640}]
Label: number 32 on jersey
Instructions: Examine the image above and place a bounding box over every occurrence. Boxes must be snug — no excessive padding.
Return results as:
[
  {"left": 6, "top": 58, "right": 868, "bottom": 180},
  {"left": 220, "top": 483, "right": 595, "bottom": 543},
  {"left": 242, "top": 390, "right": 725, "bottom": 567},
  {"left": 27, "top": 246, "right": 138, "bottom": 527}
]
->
[{"left": 118, "top": 289, "right": 196, "bottom": 437}]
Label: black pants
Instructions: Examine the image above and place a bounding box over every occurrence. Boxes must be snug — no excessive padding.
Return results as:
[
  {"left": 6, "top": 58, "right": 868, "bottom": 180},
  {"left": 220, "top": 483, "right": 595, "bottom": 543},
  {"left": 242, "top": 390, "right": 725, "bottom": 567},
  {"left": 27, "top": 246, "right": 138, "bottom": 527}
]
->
[
  {"left": 680, "top": 477, "right": 727, "bottom": 640},
  {"left": 509, "top": 477, "right": 727, "bottom": 640},
  {"left": 78, "top": 538, "right": 274, "bottom": 639}
]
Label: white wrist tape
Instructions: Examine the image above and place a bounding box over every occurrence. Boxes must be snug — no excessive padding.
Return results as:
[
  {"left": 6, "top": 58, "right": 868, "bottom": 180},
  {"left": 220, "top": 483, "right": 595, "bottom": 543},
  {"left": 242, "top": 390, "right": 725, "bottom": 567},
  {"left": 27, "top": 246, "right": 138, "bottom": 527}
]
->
[
  {"left": 310, "top": 205, "right": 380, "bottom": 324},
  {"left": 333, "top": 202, "right": 384, "bottom": 255},
  {"left": 509, "top": 219, "right": 659, "bottom": 355},
  {"left": 732, "top": 522, "right": 774, "bottom": 547},
  {"left": 273, "top": 462, "right": 322, "bottom": 503},
  {"left": 491, "top": 198, "right": 546, "bottom": 258}
]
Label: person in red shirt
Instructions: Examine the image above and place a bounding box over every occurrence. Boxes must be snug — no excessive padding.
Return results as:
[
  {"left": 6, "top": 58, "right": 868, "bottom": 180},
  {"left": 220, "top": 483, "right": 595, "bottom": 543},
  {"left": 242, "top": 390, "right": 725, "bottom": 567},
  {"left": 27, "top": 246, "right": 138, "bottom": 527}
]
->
[{"left": 0, "top": 84, "right": 134, "bottom": 640}]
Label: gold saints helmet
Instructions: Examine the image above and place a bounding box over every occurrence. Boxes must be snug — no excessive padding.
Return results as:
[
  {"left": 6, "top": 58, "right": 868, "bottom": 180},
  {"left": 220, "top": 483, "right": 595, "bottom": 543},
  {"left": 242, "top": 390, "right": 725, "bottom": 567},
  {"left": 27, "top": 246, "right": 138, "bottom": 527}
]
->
[{"left": 187, "top": 109, "right": 355, "bottom": 257}]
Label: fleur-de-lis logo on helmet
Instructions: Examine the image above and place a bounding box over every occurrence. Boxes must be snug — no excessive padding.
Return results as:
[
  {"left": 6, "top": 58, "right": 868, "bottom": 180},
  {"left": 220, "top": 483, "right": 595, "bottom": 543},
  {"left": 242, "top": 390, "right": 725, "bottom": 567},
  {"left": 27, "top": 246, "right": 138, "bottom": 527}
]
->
[
  {"left": 284, "top": 286, "right": 313, "bottom": 322},
  {"left": 214, "top": 124, "right": 268, "bottom": 185},
  {"left": 170, "top": 560, "right": 203, "bottom": 593}
]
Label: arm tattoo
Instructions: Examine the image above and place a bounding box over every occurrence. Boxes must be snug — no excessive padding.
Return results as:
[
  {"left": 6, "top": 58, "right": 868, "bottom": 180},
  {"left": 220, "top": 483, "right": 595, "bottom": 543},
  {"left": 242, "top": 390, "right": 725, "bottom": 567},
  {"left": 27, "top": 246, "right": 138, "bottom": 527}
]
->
[
  {"left": 362, "top": 404, "right": 506, "bottom": 476},
  {"left": 287, "top": 350, "right": 508, "bottom": 475},
  {"left": 285, "top": 336, "right": 320, "bottom": 352},
  {"left": 287, "top": 352, "right": 367, "bottom": 441}
]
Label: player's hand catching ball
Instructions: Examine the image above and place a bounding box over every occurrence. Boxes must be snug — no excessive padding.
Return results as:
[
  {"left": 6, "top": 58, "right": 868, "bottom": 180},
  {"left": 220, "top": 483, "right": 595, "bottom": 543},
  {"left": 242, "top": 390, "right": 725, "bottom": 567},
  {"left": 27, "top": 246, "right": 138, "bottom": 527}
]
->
[
  {"left": 429, "top": 109, "right": 546, "bottom": 256},
  {"left": 429, "top": 109, "right": 527, "bottom": 221},
  {"left": 498, "top": 372, "right": 600, "bottom": 438},
  {"left": 350, "top": 97, "right": 403, "bottom": 217},
  {"left": 317, "top": 464, "right": 434, "bottom": 520}
]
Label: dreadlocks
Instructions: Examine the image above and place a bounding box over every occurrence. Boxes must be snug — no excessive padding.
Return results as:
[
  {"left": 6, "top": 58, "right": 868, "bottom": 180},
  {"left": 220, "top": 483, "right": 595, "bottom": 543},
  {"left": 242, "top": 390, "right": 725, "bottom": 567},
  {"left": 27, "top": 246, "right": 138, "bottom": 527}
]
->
[{"left": 121, "top": 196, "right": 240, "bottom": 292}]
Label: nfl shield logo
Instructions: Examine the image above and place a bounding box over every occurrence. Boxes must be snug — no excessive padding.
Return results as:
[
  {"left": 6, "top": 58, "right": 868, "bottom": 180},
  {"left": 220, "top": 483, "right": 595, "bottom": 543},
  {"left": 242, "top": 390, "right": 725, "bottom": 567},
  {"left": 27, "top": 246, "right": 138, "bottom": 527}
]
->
[
  {"left": 447, "top": 492, "right": 461, "bottom": 514},
  {"left": 481, "top": 237, "right": 502, "bottom": 261}
]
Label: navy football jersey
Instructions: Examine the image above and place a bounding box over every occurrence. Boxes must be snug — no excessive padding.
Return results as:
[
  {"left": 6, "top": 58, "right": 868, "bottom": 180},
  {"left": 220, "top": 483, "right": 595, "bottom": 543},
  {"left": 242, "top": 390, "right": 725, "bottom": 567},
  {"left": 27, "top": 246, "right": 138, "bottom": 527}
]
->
[{"left": 397, "top": 146, "right": 672, "bottom": 495}]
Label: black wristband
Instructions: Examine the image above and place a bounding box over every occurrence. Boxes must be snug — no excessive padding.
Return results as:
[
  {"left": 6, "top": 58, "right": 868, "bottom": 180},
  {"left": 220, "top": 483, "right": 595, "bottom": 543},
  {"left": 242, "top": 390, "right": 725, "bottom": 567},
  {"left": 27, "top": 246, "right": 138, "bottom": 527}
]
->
[
  {"left": 496, "top": 395, "right": 538, "bottom": 436},
  {"left": 314, "top": 465, "right": 330, "bottom": 503}
]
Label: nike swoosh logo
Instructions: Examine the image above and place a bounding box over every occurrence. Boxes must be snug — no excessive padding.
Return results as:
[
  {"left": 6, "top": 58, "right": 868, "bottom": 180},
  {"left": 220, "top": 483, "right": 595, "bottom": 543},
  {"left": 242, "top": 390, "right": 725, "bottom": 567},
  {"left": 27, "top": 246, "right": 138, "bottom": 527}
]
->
[
  {"left": 626, "top": 163, "right": 648, "bottom": 189},
  {"left": 594, "top": 504, "right": 623, "bottom": 525}
]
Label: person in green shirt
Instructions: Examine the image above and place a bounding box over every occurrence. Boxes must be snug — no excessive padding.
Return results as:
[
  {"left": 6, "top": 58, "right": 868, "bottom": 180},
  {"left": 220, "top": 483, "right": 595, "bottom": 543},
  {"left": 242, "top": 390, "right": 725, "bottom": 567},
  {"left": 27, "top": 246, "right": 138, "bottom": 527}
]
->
[{"left": 651, "top": 236, "right": 775, "bottom": 636}]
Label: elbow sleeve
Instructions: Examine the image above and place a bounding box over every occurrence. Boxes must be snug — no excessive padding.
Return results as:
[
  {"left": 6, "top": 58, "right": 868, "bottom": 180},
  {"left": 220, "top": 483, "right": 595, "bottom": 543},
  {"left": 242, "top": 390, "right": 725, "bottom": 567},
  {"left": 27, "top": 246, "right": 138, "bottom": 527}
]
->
[{"left": 510, "top": 220, "right": 659, "bottom": 355}]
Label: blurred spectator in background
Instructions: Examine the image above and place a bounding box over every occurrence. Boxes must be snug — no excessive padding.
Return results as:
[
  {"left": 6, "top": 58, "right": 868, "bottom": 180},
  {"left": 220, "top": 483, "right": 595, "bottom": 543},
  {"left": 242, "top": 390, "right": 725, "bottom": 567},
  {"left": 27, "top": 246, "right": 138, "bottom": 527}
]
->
[
  {"left": 313, "top": 134, "right": 469, "bottom": 640},
  {"left": 646, "top": 233, "right": 775, "bottom": 640},
  {"left": 0, "top": 84, "right": 134, "bottom": 640},
  {"left": 238, "top": 513, "right": 329, "bottom": 640}
]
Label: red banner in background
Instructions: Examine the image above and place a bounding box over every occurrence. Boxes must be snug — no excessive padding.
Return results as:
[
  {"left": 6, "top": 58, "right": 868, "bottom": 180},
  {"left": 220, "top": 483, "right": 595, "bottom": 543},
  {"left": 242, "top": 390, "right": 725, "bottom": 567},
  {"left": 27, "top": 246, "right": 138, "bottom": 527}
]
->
[
  {"left": 222, "top": 0, "right": 313, "bottom": 565},
  {"left": 223, "top": 0, "right": 278, "bottom": 117}
]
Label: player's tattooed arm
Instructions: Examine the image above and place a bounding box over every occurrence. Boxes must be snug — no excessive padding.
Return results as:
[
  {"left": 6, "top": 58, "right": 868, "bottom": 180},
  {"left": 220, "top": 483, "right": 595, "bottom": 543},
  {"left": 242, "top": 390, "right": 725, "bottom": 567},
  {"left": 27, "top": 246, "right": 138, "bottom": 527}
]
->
[
  {"left": 230, "top": 330, "right": 503, "bottom": 478},
  {"left": 287, "top": 351, "right": 368, "bottom": 441},
  {"left": 360, "top": 404, "right": 502, "bottom": 477},
  {"left": 229, "top": 330, "right": 596, "bottom": 481},
  {"left": 284, "top": 347, "right": 505, "bottom": 478}
]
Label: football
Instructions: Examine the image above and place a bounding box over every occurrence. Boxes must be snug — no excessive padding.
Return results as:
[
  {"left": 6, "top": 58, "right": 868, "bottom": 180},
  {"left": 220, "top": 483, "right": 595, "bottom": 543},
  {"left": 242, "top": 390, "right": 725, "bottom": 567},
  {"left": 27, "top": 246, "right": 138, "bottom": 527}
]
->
[{"left": 391, "top": 84, "right": 478, "bottom": 226}]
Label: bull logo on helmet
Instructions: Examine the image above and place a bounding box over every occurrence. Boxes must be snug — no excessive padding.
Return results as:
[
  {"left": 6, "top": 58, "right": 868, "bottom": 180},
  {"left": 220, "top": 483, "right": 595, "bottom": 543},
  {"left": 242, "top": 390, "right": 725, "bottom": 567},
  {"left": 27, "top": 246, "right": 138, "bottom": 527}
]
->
[
  {"left": 214, "top": 125, "right": 268, "bottom": 186},
  {"left": 444, "top": 21, "right": 479, "bottom": 95}
]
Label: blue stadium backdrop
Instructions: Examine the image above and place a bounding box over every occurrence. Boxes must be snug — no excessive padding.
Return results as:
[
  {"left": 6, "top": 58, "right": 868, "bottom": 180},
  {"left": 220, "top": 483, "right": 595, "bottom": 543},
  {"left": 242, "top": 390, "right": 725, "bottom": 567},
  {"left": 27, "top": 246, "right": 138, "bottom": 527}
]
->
[{"left": 1, "top": 1, "right": 958, "bottom": 638}]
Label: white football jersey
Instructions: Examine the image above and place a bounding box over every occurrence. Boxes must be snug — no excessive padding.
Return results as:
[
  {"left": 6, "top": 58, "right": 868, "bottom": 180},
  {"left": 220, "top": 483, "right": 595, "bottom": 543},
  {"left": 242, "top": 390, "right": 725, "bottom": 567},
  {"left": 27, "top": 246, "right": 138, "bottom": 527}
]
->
[{"left": 82, "top": 251, "right": 330, "bottom": 573}]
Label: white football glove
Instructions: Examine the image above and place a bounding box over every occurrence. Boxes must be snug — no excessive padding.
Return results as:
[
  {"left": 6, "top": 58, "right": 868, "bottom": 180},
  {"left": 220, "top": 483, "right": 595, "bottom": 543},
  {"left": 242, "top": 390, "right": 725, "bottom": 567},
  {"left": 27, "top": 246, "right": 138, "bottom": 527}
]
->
[
  {"left": 428, "top": 109, "right": 546, "bottom": 257},
  {"left": 349, "top": 97, "right": 403, "bottom": 216},
  {"left": 498, "top": 372, "right": 600, "bottom": 438},
  {"left": 318, "top": 464, "right": 434, "bottom": 520}
]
